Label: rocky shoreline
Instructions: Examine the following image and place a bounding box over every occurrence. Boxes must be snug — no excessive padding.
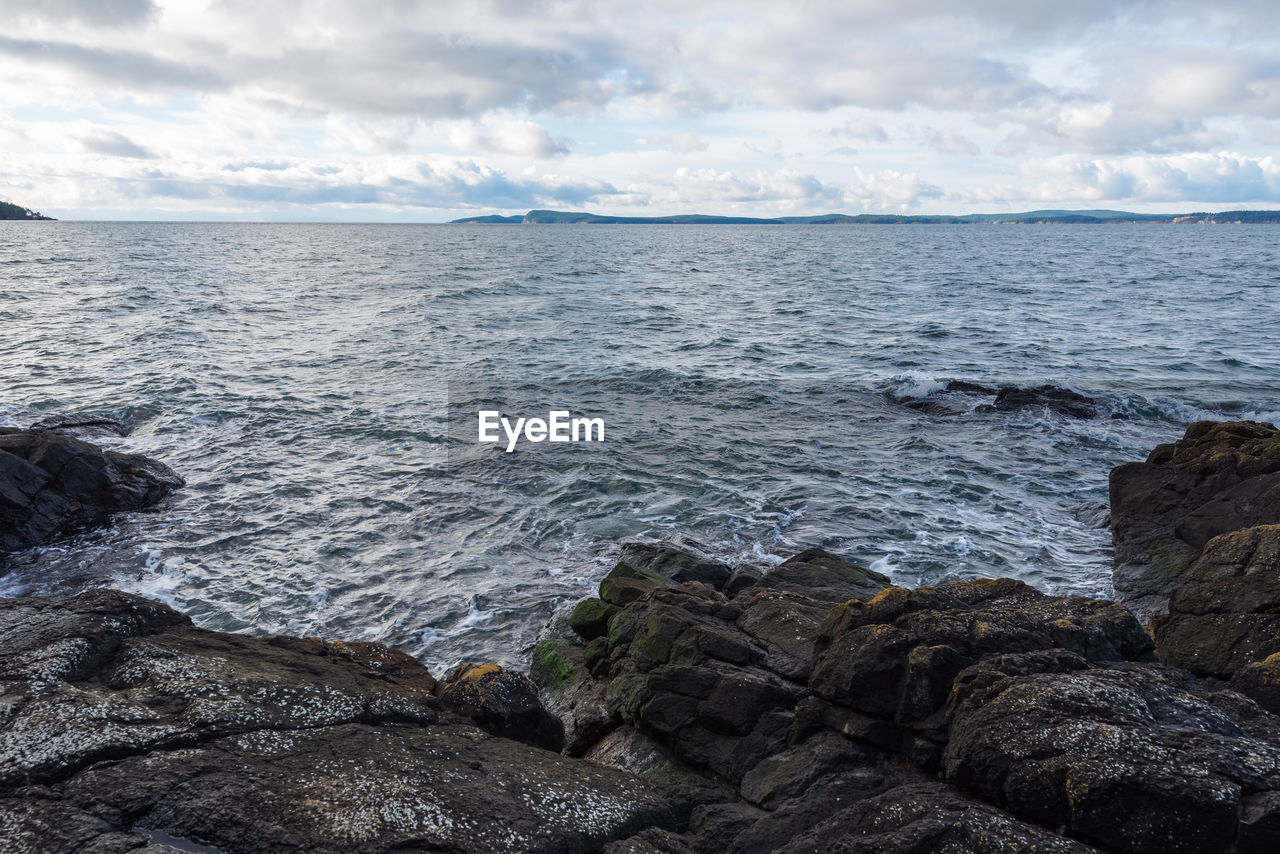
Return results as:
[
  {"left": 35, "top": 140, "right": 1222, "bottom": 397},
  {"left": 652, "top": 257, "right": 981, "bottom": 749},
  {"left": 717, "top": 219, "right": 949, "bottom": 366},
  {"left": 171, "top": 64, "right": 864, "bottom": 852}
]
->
[{"left": 2, "top": 420, "right": 1279, "bottom": 853}]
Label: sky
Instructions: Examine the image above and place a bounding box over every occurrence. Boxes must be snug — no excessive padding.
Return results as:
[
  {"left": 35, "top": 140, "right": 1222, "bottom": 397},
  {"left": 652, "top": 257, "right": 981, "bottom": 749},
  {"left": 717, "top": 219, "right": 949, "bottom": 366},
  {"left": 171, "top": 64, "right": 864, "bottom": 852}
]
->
[{"left": 2, "top": 0, "right": 1280, "bottom": 221}]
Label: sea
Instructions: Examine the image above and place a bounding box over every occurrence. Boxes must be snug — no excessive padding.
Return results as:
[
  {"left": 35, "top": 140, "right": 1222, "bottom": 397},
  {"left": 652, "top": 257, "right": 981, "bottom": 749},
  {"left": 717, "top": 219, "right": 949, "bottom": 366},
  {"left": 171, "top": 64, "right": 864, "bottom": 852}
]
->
[{"left": 2, "top": 222, "right": 1278, "bottom": 672}]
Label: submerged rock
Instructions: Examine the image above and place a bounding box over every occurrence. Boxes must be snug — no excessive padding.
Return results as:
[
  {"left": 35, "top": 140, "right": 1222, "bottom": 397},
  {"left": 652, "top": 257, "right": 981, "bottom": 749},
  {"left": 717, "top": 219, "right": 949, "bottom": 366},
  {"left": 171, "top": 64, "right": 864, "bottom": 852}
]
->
[
  {"left": 1110, "top": 420, "right": 1280, "bottom": 621},
  {"left": 0, "top": 589, "right": 672, "bottom": 853},
  {"left": 0, "top": 427, "right": 184, "bottom": 553},
  {"left": 991, "top": 384, "right": 1097, "bottom": 418}
]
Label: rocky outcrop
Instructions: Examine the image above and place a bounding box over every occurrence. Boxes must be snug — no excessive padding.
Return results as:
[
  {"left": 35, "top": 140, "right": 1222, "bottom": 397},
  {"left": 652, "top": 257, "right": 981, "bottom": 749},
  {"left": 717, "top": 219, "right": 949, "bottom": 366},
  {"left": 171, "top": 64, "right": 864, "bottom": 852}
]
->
[
  {"left": 527, "top": 537, "right": 1280, "bottom": 854},
  {"left": 900, "top": 381, "right": 1097, "bottom": 418},
  {"left": 0, "top": 589, "right": 673, "bottom": 853},
  {"left": 1, "top": 426, "right": 184, "bottom": 553},
  {"left": 1110, "top": 420, "right": 1280, "bottom": 621},
  {"left": 1151, "top": 525, "right": 1280, "bottom": 685}
]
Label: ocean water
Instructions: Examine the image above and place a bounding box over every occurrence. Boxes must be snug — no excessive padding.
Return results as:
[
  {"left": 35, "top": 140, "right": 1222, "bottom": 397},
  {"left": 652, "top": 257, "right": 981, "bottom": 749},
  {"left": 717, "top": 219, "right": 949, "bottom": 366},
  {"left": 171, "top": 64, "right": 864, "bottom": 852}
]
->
[{"left": 2, "top": 222, "right": 1278, "bottom": 671}]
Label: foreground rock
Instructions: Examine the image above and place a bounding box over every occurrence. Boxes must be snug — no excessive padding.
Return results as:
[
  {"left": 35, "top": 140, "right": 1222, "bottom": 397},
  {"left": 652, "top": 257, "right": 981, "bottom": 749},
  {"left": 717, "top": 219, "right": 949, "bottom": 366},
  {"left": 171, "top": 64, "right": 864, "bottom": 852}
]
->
[
  {"left": 1111, "top": 420, "right": 1280, "bottom": 622},
  {"left": 528, "top": 536, "right": 1280, "bottom": 854},
  {"left": 0, "top": 590, "right": 672, "bottom": 853},
  {"left": 0, "top": 426, "right": 184, "bottom": 552}
]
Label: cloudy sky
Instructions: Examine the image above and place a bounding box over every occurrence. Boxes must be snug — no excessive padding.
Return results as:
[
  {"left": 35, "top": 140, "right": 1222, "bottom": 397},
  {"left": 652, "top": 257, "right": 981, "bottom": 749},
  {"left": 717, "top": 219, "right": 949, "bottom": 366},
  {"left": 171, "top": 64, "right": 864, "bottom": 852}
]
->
[{"left": 2, "top": 0, "right": 1279, "bottom": 220}]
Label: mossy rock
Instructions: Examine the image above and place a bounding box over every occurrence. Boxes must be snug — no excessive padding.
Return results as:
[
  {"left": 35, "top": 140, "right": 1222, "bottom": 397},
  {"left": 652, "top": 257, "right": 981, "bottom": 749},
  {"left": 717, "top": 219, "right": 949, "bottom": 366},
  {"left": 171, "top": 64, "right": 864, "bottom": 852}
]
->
[
  {"left": 599, "top": 561, "right": 670, "bottom": 607},
  {"left": 569, "top": 597, "right": 619, "bottom": 641},
  {"left": 531, "top": 640, "right": 582, "bottom": 692}
]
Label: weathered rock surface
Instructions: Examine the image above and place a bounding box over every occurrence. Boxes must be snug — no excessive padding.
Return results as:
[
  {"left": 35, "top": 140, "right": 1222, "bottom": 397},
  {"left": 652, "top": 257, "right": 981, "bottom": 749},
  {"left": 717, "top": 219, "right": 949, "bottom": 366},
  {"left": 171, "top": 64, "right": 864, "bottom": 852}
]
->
[
  {"left": 436, "top": 660, "right": 566, "bottom": 751},
  {"left": 991, "top": 384, "right": 1097, "bottom": 419},
  {"left": 0, "top": 427, "right": 184, "bottom": 553},
  {"left": 534, "top": 537, "right": 1232, "bottom": 853},
  {"left": 1152, "top": 525, "right": 1280, "bottom": 684},
  {"left": 0, "top": 589, "right": 673, "bottom": 853},
  {"left": 1110, "top": 420, "right": 1280, "bottom": 621},
  {"left": 900, "top": 381, "right": 1097, "bottom": 419},
  {"left": 945, "top": 654, "right": 1280, "bottom": 854}
]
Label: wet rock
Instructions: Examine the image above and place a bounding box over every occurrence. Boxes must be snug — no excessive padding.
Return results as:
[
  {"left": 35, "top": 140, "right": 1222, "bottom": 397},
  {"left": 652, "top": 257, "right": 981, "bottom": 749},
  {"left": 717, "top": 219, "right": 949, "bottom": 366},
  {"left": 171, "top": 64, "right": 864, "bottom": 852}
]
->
[
  {"left": 945, "top": 380, "right": 998, "bottom": 395},
  {"left": 570, "top": 596, "right": 620, "bottom": 641},
  {"left": 619, "top": 541, "right": 734, "bottom": 589},
  {"left": 810, "top": 578, "right": 1153, "bottom": 744},
  {"left": 0, "top": 589, "right": 673, "bottom": 853},
  {"left": 944, "top": 654, "right": 1280, "bottom": 854},
  {"left": 601, "top": 561, "right": 672, "bottom": 607},
  {"left": 754, "top": 547, "right": 889, "bottom": 603},
  {"left": 1152, "top": 525, "right": 1280, "bottom": 681},
  {"left": 585, "top": 726, "right": 736, "bottom": 828},
  {"left": 0, "top": 429, "right": 184, "bottom": 552},
  {"left": 723, "top": 568, "right": 762, "bottom": 597},
  {"left": 1110, "top": 420, "right": 1280, "bottom": 621},
  {"left": 28, "top": 413, "right": 129, "bottom": 438},
  {"left": 991, "top": 384, "right": 1097, "bottom": 418},
  {"left": 436, "top": 661, "right": 566, "bottom": 752},
  {"left": 530, "top": 637, "right": 618, "bottom": 755},
  {"left": 1232, "top": 652, "right": 1280, "bottom": 716}
]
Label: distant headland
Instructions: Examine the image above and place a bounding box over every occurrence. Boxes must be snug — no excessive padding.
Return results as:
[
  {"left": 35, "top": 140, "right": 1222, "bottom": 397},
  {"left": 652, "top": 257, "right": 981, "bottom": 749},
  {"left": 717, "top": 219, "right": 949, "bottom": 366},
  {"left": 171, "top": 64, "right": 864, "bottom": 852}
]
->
[
  {"left": 0, "top": 200, "right": 54, "bottom": 221},
  {"left": 452, "top": 208, "right": 1280, "bottom": 225}
]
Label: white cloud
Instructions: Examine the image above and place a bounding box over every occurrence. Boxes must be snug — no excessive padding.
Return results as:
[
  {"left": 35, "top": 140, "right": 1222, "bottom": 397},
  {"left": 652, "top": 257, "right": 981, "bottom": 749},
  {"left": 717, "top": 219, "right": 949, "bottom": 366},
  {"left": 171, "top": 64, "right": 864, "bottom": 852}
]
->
[{"left": 4, "top": 1, "right": 1280, "bottom": 216}]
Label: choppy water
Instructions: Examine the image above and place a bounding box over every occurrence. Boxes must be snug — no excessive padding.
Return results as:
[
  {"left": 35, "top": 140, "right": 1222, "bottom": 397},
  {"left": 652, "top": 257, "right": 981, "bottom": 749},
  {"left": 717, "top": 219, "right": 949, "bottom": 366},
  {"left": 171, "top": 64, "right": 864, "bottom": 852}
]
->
[{"left": 2, "top": 222, "right": 1278, "bottom": 671}]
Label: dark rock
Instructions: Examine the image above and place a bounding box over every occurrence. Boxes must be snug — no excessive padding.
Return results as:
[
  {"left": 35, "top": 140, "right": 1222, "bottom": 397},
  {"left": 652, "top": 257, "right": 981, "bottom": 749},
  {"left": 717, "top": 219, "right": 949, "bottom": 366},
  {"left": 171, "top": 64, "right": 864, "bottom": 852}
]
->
[
  {"left": 723, "top": 568, "right": 762, "bottom": 597},
  {"left": 732, "top": 587, "right": 836, "bottom": 680},
  {"left": 619, "top": 541, "right": 734, "bottom": 589},
  {"left": 602, "top": 827, "right": 698, "bottom": 854},
  {"left": 770, "top": 781, "right": 1102, "bottom": 854},
  {"left": 570, "top": 597, "right": 620, "bottom": 640},
  {"left": 436, "top": 661, "right": 566, "bottom": 752},
  {"left": 992, "top": 384, "right": 1097, "bottom": 418},
  {"left": 944, "top": 655, "right": 1280, "bottom": 854},
  {"left": 754, "top": 547, "right": 890, "bottom": 603},
  {"left": 529, "top": 638, "right": 618, "bottom": 755},
  {"left": 0, "top": 589, "right": 673, "bottom": 853},
  {"left": 28, "top": 413, "right": 128, "bottom": 438},
  {"left": 810, "top": 578, "right": 1153, "bottom": 740},
  {"left": 0, "top": 429, "right": 183, "bottom": 552},
  {"left": 601, "top": 561, "right": 671, "bottom": 607},
  {"left": 1152, "top": 525, "right": 1280, "bottom": 681},
  {"left": 1232, "top": 653, "right": 1280, "bottom": 715},
  {"left": 585, "top": 726, "right": 736, "bottom": 829},
  {"left": 1110, "top": 420, "right": 1280, "bottom": 621},
  {"left": 945, "top": 380, "right": 998, "bottom": 395}
]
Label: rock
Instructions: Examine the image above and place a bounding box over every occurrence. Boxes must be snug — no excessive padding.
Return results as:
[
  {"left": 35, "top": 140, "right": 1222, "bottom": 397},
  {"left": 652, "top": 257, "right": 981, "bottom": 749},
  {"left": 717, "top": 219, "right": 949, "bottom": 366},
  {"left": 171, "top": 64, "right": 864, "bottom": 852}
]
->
[
  {"left": 0, "top": 428, "right": 184, "bottom": 552},
  {"left": 767, "top": 781, "right": 1102, "bottom": 854},
  {"left": 618, "top": 541, "right": 734, "bottom": 589},
  {"left": 1152, "top": 525, "right": 1280, "bottom": 681},
  {"left": 585, "top": 726, "right": 736, "bottom": 828},
  {"left": 1110, "top": 420, "right": 1280, "bottom": 621},
  {"left": 1232, "top": 653, "right": 1280, "bottom": 716},
  {"left": 0, "top": 589, "right": 673, "bottom": 853},
  {"left": 944, "top": 654, "right": 1280, "bottom": 854},
  {"left": 570, "top": 597, "right": 620, "bottom": 640},
  {"left": 810, "top": 579, "right": 1153, "bottom": 748},
  {"left": 723, "top": 568, "right": 762, "bottom": 597},
  {"left": 436, "top": 661, "right": 566, "bottom": 752},
  {"left": 754, "top": 547, "right": 890, "bottom": 603},
  {"left": 991, "top": 384, "right": 1097, "bottom": 418},
  {"left": 28, "top": 413, "right": 128, "bottom": 438},
  {"left": 601, "top": 561, "right": 672, "bottom": 607},
  {"left": 945, "top": 380, "right": 998, "bottom": 395},
  {"left": 529, "top": 637, "right": 619, "bottom": 755}
]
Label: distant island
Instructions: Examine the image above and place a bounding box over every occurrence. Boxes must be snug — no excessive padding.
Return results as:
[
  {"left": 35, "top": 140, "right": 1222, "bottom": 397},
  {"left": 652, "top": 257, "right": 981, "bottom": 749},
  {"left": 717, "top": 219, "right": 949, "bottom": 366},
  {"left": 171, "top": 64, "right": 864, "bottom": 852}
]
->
[
  {"left": 453, "top": 208, "right": 1280, "bottom": 225},
  {"left": 0, "top": 200, "right": 54, "bottom": 221}
]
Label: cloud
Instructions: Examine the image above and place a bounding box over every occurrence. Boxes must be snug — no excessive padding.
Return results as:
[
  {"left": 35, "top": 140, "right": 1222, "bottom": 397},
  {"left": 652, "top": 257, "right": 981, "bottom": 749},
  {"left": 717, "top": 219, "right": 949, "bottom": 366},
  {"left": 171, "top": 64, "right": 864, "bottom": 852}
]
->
[
  {"left": 0, "top": 0, "right": 156, "bottom": 27},
  {"left": 640, "top": 131, "right": 706, "bottom": 153},
  {"left": 80, "top": 129, "right": 154, "bottom": 158},
  {"left": 0, "top": 35, "right": 224, "bottom": 92},
  {"left": 447, "top": 119, "right": 569, "bottom": 158},
  {"left": 834, "top": 119, "right": 888, "bottom": 143},
  {"left": 928, "top": 129, "right": 978, "bottom": 156},
  {"left": 1013, "top": 151, "right": 1280, "bottom": 203}
]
